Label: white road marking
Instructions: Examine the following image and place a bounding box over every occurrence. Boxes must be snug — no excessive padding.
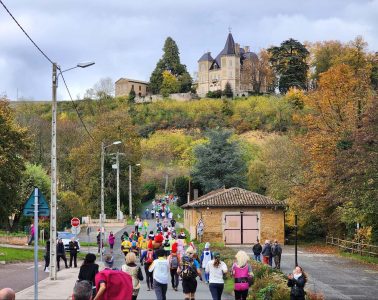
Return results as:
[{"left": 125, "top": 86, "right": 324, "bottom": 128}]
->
[{"left": 27, "top": 264, "right": 41, "bottom": 269}]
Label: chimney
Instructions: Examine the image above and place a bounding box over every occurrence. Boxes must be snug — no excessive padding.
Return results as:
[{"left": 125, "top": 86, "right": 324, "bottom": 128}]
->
[
  {"left": 193, "top": 189, "right": 199, "bottom": 200},
  {"left": 244, "top": 46, "right": 250, "bottom": 53},
  {"left": 235, "top": 43, "right": 240, "bottom": 55}
]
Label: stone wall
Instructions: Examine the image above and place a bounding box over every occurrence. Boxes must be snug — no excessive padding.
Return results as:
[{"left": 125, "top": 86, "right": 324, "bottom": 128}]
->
[
  {"left": 134, "top": 92, "right": 193, "bottom": 103},
  {"left": 184, "top": 207, "right": 285, "bottom": 245}
]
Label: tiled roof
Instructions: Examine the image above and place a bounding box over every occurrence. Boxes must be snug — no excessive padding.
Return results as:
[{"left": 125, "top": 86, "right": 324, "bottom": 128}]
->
[
  {"left": 181, "top": 187, "right": 286, "bottom": 209},
  {"left": 115, "top": 78, "right": 149, "bottom": 85},
  {"left": 198, "top": 52, "right": 214, "bottom": 62},
  {"left": 215, "top": 33, "right": 237, "bottom": 66}
]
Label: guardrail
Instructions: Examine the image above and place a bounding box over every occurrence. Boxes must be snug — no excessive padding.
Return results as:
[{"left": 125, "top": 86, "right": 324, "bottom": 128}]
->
[{"left": 326, "top": 236, "right": 378, "bottom": 257}]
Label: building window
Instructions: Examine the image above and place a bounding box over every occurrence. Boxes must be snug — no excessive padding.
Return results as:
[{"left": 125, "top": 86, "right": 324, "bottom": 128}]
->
[
  {"left": 139, "top": 85, "right": 141, "bottom": 91},
  {"left": 132, "top": 84, "right": 134, "bottom": 89}
]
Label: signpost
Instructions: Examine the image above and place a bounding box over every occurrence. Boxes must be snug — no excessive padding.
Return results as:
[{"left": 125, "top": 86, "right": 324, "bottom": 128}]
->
[
  {"left": 71, "top": 217, "right": 80, "bottom": 227},
  {"left": 197, "top": 218, "right": 204, "bottom": 242},
  {"left": 23, "top": 187, "right": 50, "bottom": 300}
]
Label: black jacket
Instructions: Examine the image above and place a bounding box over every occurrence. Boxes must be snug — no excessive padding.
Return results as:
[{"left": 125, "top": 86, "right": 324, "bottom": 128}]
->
[
  {"left": 287, "top": 275, "right": 306, "bottom": 298},
  {"left": 69, "top": 241, "right": 79, "bottom": 253},
  {"left": 57, "top": 242, "right": 65, "bottom": 255},
  {"left": 78, "top": 263, "right": 99, "bottom": 285},
  {"left": 261, "top": 243, "right": 272, "bottom": 257},
  {"left": 252, "top": 243, "right": 262, "bottom": 255}
]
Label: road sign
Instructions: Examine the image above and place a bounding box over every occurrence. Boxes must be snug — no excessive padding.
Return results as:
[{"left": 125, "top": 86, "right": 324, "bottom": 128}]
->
[
  {"left": 71, "top": 217, "right": 80, "bottom": 227},
  {"left": 71, "top": 226, "right": 81, "bottom": 235},
  {"left": 23, "top": 189, "right": 50, "bottom": 217},
  {"left": 197, "top": 218, "right": 204, "bottom": 236}
]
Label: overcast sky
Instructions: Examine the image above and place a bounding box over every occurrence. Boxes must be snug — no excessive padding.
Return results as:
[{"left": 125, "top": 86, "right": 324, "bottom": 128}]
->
[{"left": 1, "top": 0, "right": 377, "bottom": 100}]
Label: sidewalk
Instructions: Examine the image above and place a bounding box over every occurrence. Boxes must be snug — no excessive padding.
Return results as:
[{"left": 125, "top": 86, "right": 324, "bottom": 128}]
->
[{"left": 16, "top": 267, "right": 79, "bottom": 300}]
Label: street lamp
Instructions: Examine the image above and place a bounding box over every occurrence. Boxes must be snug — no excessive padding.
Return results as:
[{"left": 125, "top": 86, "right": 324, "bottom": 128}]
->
[
  {"left": 129, "top": 163, "right": 141, "bottom": 220},
  {"left": 50, "top": 61, "right": 94, "bottom": 281},
  {"left": 100, "top": 140, "right": 121, "bottom": 262}
]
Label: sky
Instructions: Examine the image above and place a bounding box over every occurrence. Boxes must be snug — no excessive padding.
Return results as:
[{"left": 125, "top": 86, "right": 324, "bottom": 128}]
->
[{"left": 1, "top": 0, "right": 378, "bottom": 101}]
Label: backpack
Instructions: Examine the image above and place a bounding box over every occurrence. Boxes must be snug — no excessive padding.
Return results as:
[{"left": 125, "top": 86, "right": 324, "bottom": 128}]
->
[
  {"left": 95, "top": 269, "right": 132, "bottom": 300},
  {"left": 170, "top": 255, "right": 179, "bottom": 269},
  {"left": 145, "top": 251, "right": 154, "bottom": 264},
  {"left": 131, "top": 240, "right": 137, "bottom": 248},
  {"left": 180, "top": 256, "right": 197, "bottom": 280}
]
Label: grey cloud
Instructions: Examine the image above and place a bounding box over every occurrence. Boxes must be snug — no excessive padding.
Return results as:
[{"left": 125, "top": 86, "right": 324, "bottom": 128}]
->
[{"left": 0, "top": 0, "right": 377, "bottom": 100}]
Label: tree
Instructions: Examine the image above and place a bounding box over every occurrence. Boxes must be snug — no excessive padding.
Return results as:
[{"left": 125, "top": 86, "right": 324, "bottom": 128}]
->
[
  {"left": 141, "top": 182, "right": 157, "bottom": 202},
  {"left": 268, "top": 38, "right": 309, "bottom": 94},
  {"left": 160, "top": 71, "right": 180, "bottom": 97},
  {"left": 223, "top": 82, "right": 233, "bottom": 98},
  {"left": 257, "top": 49, "right": 276, "bottom": 93},
  {"left": 191, "top": 130, "right": 247, "bottom": 193},
  {"left": 0, "top": 99, "right": 30, "bottom": 228},
  {"left": 149, "top": 37, "right": 192, "bottom": 94},
  {"left": 85, "top": 77, "right": 114, "bottom": 100},
  {"left": 128, "top": 85, "right": 136, "bottom": 103},
  {"left": 174, "top": 176, "right": 189, "bottom": 207}
]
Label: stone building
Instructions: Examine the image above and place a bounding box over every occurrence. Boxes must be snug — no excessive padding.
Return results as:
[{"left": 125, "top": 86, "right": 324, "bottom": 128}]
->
[
  {"left": 115, "top": 78, "right": 149, "bottom": 97},
  {"left": 182, "top": 187, "right": 285, "bottom": 245},
  {"left": 196, "top": 32, "right": 263, "bottom": 97}
]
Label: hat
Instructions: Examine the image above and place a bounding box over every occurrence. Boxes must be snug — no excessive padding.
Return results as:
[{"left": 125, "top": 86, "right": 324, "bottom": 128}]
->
[
  {"left": 213, "top": 252, "right": 220, "bottom": 258},
  {"left": 186, "top": 246, "right": 196, "bottom": 255},
  {"left": 104, "top": 255, "right": 114, "bottom": 267},
  {"left": 205, "top": 242, "right": 210, "bottom": 249}
]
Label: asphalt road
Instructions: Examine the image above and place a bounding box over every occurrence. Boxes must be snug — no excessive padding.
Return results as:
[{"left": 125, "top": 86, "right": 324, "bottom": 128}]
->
[
  {"left": 0, "top": 261, "right": 49, "bottom": 292},
  {"left": 244, "top": 245, "right": 378, "bottom": 299}
]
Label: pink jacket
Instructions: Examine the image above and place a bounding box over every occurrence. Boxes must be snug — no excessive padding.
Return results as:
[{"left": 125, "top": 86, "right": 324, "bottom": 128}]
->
[{"left": 108, "top": 234, "right": 115, "bottom": 245}]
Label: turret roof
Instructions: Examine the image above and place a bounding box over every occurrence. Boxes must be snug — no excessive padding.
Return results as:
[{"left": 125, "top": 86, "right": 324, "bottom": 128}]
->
[{"left": 198, "top": 52, "right": 214, "bottom": 62}]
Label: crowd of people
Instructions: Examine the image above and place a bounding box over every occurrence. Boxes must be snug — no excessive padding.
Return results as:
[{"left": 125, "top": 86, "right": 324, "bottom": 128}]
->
[{"left": 252, "top": 239, "right": 282, "bottom": 270}]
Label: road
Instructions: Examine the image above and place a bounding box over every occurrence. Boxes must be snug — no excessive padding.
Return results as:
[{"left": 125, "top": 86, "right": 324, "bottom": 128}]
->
[
  {"left": 110, "top": 221, "right": 233, "bottom": 299},
  {"left": 0, "top": 261, "right": 49, "bottom": 292},
  {"left": 243, "top": 245, "right": 378, "bottom": 299}
]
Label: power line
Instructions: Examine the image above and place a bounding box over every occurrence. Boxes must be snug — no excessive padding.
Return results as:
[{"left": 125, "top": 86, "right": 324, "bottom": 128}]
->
[
  {"left": 0, "top": 0, "right": 54, "bottom": 65},
  {"left": 59, "top": 70, "right": 96, "bottom": 141}
]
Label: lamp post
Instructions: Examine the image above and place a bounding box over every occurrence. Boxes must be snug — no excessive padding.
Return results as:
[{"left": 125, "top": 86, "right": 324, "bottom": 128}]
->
[
  {"left": 100, "top": 140, "right": 121, "bottom": 263},
  {"left": 50, "top": 61, "right": 94, "bottom": 281},
  {"left": 129, "top": 163, "right": 141, "bottom": 220}
]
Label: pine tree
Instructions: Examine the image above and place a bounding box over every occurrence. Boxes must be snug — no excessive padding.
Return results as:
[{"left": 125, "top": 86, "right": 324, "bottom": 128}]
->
[
  {"left": 149, "top": 37, "right": 192, "bottom": 94},
  {"left": 128, "top": 86, "right": 136, "bottom": 103},
  {"left": 223, "top": 82, "right": 233, "bottom": 98},
  {"left": 268, "top": 38, "right": 309, "bottom": 94},
  {"left": 191, "top": 130, "right": 247, "bottom": 193}
]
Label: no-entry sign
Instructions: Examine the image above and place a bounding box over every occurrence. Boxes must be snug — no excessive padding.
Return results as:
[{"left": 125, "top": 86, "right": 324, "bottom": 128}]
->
[{"left": 71, "top": 217, "right": 80, "bottom": 227}]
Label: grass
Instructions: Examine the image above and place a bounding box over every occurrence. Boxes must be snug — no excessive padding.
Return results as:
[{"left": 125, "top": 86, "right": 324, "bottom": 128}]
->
[
  {"left": 339, "top": 251, "right": 378, "bottom": 265},
  {"left": 79, "top": 242, "right": 98, "bottom": 247},
  {"left": 0, "top": 230, "right": 27, "bottom": 237},
  {"left": 169, "top": 203, "right": 184, "bottom": 223},
  {"left": 0, "top": 247, "right": 44, "bottom": 263}
]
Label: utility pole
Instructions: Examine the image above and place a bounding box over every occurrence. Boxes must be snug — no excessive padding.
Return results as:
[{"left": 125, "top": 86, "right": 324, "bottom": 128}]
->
[
  {"left": 165, "top": 174, "right": 168, "bottom": 194},
  {"left": 49, "top": 62, "right": 58, "bottom": 280},
  {"left": 129, "top": 164, "right": 132, "bottom": 219},
  {"left": 294, "top": 214, "right": 298, "bottom": 267},
  {"left": 116, "top": 151, "right": 120, "bottom": 220},
  {"left": 100, "top": 141, "right": 104, "bottom": 263}
]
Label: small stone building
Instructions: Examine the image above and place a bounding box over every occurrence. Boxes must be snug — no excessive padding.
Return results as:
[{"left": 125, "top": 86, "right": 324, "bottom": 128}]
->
[
  {"left": 182, "top": 187, "right": 286, "bottom": 245},
  {"left": 115, "top": 78, "right": 149, "bottom": 97}
]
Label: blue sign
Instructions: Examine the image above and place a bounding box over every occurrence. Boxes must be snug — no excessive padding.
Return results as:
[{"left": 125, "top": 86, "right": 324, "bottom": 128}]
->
[{"left": 23, "top": 189, "right": 50, "bottom": 217}]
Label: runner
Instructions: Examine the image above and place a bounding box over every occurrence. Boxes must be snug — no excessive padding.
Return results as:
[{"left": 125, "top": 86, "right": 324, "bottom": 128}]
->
[
  {"left": 140, "top": 241, "right": 156, "bottom": 291},
  {"left": 149, "top": 248, "right": 170, "bottom": 300},
  {"left": 178, "top": 246, "right": 202, "bottom": 300},
  {"left": 168, "top": 243, "right": 180, "bottom": 291}
]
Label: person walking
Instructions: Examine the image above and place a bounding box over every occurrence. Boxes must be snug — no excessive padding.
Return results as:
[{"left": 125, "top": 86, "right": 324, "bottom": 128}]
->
[
  {"left": 261, "top": 240, "right": 272, "bottom": 266},
  {"left": 108, "top": 232, "right": 115, "bottom": 254},
  {"left": 205, "top": 252, "right": 228, "bottom": 300},
  {"left": 27, "top": 223, "right": 35, "bottom": 245},
  {"left": 78, "top": 253, "right": 99, "bottom": 297},
  {"left": 178, "top": 246, "right": 202, "bottom": 300},
  {"left": 151, "top": 208, "right": 155, "bottom": 219},
  {"left": 168, "top": 243, "right": 180, "bottom": 291},
  {"left": 94, "top": 255, "right": 133, "bottom": 300},
  {"left": 69, "top": 237, "right": 80, "bottom": 268},
  {"left": 57, "top": 238, "right": 69, "bottom": 270},
  {"left": 200, "top": 242, "right": 213, "bottom": 283},
  {"left": 272, "top": 239, "right": 283, "bottom": 269},
  {"left": 44, "top": 240, "right": 50, "bottom": 272},
  {"left": 287, "top": 266, "right": 307, "bottom": 300},
  {"left": 149, "top": 248, "right": 170, "bottom": 300},
  {"left": 122, "top": 252, "right": 144, "bottom": 300},
  {"left": 96, "top": 230, "right": 104, "bottom": 254},
  {"left": 140, "top": 243, "right": 156, "bottom": 291},
  {"left": 231, "top": 250, "right": 254, "bottom": 300},
  {"left": 252, "top": 240, "right": 262, "bottom": 262}
]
